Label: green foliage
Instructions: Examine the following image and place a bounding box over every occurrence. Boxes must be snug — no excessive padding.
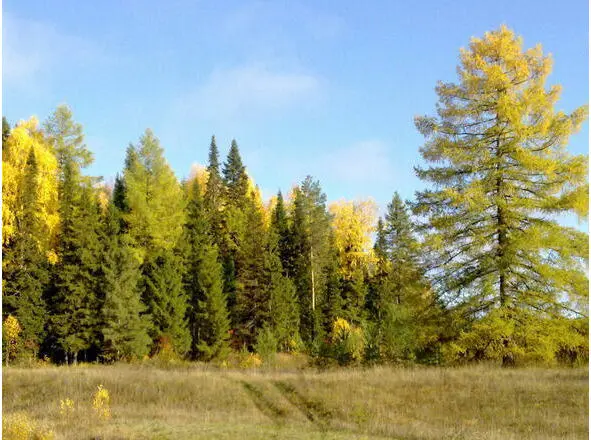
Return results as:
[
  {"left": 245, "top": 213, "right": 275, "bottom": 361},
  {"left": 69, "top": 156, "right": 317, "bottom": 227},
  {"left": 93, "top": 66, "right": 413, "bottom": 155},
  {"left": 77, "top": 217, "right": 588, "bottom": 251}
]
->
[
  {"left": 51, "top": 182, "right": 103, "bottom": 364},
  {"left": 100, "top": 204, "right": 151, "bottom": 361},
  {"left": 142, "top": 249, "right": 191, "bottom": 356},
  {"left": 415, "top": 26, "right": 589, "bottom": 363},
  {"left": 291, "top": 176, "right": 335, "bottom": 346},
  {"left": 330, "top": 318, "right": 365, "bottom": 365},
  {"left": 123, "top": 129, "right": 186, "bottom": 259},
  {"left": 195, "top": 244, "right": 231, "bottom": 361},
  {"left": 255, "top": 325, "right": 278, "bottom": 365},
  {"left": 268, "top": 253, "right": 301, "bottom": 352},
  {"left": 379, "top": 304, "right": 418, "bottom": 363}
]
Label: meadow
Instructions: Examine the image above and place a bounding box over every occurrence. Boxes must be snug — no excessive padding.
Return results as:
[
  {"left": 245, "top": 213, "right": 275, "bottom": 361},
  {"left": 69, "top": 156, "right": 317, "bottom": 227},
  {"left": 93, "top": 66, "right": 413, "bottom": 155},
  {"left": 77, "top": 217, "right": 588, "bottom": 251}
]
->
[{"left": 2, "top": 360, "right": 588, "bottom": 439}]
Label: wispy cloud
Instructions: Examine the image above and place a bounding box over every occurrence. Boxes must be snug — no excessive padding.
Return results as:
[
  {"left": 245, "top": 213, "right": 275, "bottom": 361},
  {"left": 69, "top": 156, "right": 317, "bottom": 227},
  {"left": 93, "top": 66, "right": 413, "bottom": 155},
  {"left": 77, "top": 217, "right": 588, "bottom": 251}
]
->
[
  {"left": 175, "top": 64, "right": 322, "bottom": 122},
  {"left": 3, "top": 13, "right": 106, "bottom": 92},
  {"left": 320, "top": 140, "right": 395, "bottom": 184}
]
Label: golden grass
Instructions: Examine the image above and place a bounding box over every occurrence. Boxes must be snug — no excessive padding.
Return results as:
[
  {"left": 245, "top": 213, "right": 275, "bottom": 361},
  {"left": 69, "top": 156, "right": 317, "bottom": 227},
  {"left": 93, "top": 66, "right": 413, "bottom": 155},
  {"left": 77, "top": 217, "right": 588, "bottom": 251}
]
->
[{"left": 2, "top": 363, "right": 588, "bottom": 439}]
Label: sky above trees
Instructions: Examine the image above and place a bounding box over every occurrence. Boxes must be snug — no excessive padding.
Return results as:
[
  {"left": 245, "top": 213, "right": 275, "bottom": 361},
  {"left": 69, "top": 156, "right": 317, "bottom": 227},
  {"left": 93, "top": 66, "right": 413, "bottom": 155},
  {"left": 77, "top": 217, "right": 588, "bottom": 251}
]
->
[{"left": 3, "top": 0, "right": 588, "bottom": 218}]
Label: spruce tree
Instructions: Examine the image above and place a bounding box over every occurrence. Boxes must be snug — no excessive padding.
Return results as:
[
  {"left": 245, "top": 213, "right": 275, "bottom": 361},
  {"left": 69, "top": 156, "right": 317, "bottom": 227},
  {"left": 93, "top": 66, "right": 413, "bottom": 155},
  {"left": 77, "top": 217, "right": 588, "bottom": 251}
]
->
[
  {"left": 414, "top": 26, "right": 588, "bottom": 363},
  {"left": 51, "top": 181, "right": 103, "bottom": 364},
  {"left": 204, "top": 136, "right": 225, "bottom": 245},
  {"left": 271, "top": 190, "right": 294, "bottom": 277},
  {"left": 223, "top": 139, "right": 249, "bottom": 207},
  {"left": 196, "top": 244, "right": 231, "bottom": 360},
  {"left": 183, "top": 176, "right": 228, "bottom": 359},
  {"left": 234, "top": 192, "right": 270, "bottom": 347},
  {"left": 100, "top": 203, "right": 151, "bottom": 361},
  {"left": 220, "top": 140, "right": 250, "bottom": 328},
  {"left": 142, "top": 248, "right": 191, "bottom": 356}
]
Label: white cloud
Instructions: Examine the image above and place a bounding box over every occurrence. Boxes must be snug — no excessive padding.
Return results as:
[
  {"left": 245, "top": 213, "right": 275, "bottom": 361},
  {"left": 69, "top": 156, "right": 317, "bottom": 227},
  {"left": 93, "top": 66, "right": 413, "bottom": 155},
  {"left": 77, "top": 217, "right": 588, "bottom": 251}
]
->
[
  {"left": 3, "top": 13, "right": 105, "bottom": 91},
  {"left": 176, "top": 64, "right": 322, "bottom": 122}
]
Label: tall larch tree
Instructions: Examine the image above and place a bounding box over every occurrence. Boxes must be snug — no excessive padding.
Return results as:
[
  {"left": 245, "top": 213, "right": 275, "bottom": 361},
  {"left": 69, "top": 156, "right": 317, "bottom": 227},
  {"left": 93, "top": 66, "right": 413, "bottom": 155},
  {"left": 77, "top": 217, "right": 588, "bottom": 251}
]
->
[
  {"left": 329, "top": 199, "right": 377, "bottom": 324},
  {"left": 414, "top": 26, "right": 588, "bottom": 364},
  {"left": 123, "top": 129, "right": 188, "bottom": 354}
]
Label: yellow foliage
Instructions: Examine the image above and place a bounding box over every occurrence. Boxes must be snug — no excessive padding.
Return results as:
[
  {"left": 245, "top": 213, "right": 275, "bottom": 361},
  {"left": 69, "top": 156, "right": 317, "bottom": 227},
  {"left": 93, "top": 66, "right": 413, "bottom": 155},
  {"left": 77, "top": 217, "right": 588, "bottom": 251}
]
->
[
  {"left": 2, "top": 118, "right": 59, "bottom": 257},
  {"left": 329, "top": 199, "right": 377, "bottom": 277},
  {"left": 92, "top": 385, "right": 111, "bottom": 420},
  {"left": 239, "top": 352, "right": 263, "bottom": 369},
  {"left": 2, "top": 413, "right": 54, "bottom": 440},
  {"left": 59, "top": 398, "right": 75, "bottom": 417},
  {"left": 188, "top": 163, "right": 209, "bottom": 189}
]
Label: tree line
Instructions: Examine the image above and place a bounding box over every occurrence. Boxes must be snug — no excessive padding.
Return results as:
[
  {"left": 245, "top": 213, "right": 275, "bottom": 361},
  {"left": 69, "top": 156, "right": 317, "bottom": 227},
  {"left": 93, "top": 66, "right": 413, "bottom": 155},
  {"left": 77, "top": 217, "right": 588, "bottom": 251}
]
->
[{"left": 2, "top": 26, "right": 588, "bottom": 366}]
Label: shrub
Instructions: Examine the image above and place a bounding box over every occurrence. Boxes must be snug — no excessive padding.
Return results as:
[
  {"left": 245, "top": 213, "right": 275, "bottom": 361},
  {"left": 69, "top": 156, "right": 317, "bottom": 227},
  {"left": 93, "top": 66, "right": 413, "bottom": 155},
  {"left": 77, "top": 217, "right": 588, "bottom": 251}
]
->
[
  {"left": 92, "top": 385, "right": 111, "bottom": 420},
  {"left": 2, "top": 413, "right": 54, "bottom": 440},
  {"left": 331, "top": 318, "right": 365, "bottom": 365},
  {"left": 255, "top": 325, "right": 278, "bottom": 365}
]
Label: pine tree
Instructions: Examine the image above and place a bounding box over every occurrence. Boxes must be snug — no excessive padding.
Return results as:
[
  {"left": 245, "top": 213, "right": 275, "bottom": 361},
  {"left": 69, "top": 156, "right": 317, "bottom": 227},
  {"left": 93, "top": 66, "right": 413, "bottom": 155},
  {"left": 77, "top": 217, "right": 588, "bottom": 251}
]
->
[
  {"left": 100, "top": 203, "right": 151, "bottom": 361},
  {"left": 414, "top": 26, "right": 588, "bottom": 364},
  {"left": 2, "top": 148, "right": 49, "bottom": 354}
]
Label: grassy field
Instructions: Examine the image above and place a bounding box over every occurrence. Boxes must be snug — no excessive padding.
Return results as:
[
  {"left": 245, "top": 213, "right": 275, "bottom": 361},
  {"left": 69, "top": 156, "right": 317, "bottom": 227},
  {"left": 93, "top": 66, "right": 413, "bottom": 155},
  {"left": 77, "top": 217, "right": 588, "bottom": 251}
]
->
[{"left": 2, "top": 362, "right": 588, "bottom": 439}]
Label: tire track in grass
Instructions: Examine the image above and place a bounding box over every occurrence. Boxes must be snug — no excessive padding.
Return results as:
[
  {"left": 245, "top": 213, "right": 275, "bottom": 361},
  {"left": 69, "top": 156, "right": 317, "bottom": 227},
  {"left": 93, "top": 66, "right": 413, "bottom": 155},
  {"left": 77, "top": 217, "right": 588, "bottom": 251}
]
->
[
  {"left": 240, "top": 380, "right": 289, "bottom": 425},
  {"left": 271, "top": 381, "right": 333, "bottom": 430}
]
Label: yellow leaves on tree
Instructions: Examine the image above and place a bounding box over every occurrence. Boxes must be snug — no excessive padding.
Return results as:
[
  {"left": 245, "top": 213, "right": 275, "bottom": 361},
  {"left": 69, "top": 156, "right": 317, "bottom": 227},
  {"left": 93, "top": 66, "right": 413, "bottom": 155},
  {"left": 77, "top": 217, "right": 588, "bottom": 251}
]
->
[
  {"left": 329, "top": 199, "right": 377, "bottom": 278},
  {"left": 188, "top": 163, "right": 210, "bottom": 190},
  {"left": 3, "top": 315, "right": 22, "bottom": 366},
  {"left": 2, "top": 118, "right": 59, "bottom": 260}
]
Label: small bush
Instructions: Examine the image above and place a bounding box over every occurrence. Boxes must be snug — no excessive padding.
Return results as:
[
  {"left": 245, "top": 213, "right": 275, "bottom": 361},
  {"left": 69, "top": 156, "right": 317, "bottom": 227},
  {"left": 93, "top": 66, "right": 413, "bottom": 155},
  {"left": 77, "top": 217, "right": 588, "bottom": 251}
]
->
[
  {"left": 2, "top": 413, "right": 54, "bottom": 440},
  {"left": 255, "top": 326, "right": 278, "bottom": 365},
  {"left": 92, "top": 385, "right": 111, "bottom": 420}
]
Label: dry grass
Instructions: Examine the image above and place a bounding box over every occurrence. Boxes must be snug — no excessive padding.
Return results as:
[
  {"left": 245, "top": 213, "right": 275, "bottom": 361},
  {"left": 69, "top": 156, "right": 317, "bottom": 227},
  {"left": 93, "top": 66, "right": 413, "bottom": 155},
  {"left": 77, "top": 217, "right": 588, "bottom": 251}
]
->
[{"left": 2, "top": 363, "right": 588, "bottom": 439}]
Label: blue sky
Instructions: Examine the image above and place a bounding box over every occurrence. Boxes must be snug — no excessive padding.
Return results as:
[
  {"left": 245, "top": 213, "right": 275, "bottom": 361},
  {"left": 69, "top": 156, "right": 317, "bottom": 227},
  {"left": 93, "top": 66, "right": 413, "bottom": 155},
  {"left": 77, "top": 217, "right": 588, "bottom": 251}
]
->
[{"left": 3, "top": 0, "right": 589, "bottom": 220}]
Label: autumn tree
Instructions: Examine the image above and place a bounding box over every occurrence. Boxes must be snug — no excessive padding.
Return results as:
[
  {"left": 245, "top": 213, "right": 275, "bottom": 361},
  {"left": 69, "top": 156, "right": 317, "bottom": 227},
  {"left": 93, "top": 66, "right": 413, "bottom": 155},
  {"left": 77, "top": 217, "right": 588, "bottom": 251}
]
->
[
  {"left": 2, "top": 148, "right": 50, "bottom": 354},
  {"left": 329, "top": 199, "right": 377, "bottom": 324},
  {"left": 414, "top": 26, "right": 589, "bottom": 364},
  {"left": 2, "top": 118, "right": 60, "bottom": 256},
  {"left": 123, "top": 129, "right": 189, "bottom": 354}
]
